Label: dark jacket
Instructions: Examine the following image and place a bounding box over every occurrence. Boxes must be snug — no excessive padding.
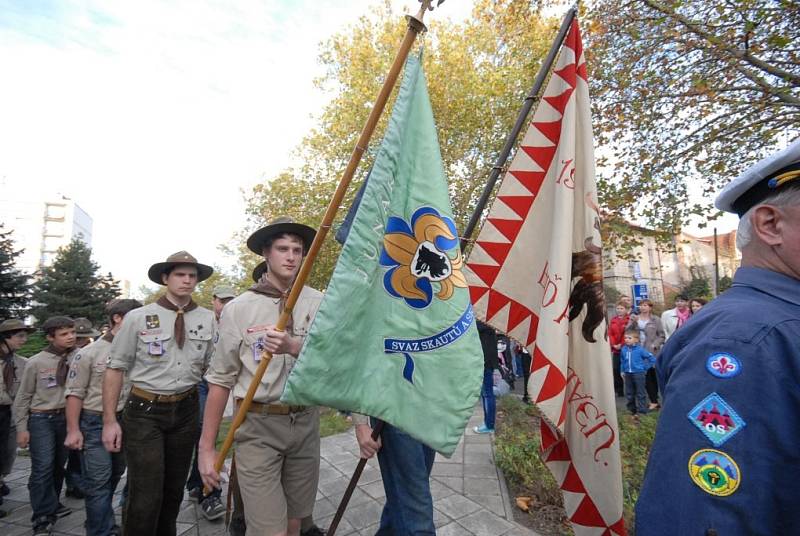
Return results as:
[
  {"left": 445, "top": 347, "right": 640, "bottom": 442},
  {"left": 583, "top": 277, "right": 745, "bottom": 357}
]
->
[{"left": 477, "top": 321, "right": 498, "bottom": 370}]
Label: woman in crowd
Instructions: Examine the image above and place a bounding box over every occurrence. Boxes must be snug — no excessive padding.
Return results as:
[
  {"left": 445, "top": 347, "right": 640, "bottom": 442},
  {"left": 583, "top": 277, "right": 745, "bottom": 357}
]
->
[
  {"left": 689, "top": 297, "right": 707, "bottom": 314},
  {"left": 628, "top": 300, "right": 665, "bottom": 410},
  {"left": 608, "top": 300, "right": 630, "bottom": 398}
]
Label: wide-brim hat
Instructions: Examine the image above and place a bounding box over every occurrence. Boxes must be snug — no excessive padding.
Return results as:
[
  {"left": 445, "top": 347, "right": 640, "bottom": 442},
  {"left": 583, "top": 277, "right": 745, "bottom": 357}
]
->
[
  {"left": 246, "top": 216, "right": 316, "bottom": 256},
  {"left": 252, "top": 261, "right": 267, "bottom": 282},
  {"left": 148, "top": 251, "right": 214, "bottom": 285},
  {"left": 0, "top": 319, "right": 35, "bottom": 334},
  {"left": 74, "top": 317, "right": 101, "bottom": 338}
]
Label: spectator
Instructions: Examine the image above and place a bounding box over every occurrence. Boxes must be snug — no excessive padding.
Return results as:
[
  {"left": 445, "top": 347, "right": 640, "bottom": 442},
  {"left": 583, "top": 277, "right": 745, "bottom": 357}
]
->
[
  {"left": 689, "top": 297, "right": 707, "bottom": 314},
  {"left": 662, "top": 294, "right": 691, "bottom": 339},
  {"left": 628, "top": 299, "right": 665, "bottom": 409},
  {"left": 619, "top": 329, "right": 656, "bottom": 419},
  {"left": 608, "top": 301, "right": 630, "bottom": 397},
  {"left": 474, "top": 321, "right": 498, "bottom": 434}
]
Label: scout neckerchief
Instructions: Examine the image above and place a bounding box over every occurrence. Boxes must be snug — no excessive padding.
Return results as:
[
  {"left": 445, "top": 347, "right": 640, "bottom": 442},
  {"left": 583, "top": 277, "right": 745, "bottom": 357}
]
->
[
  {"left": 249, "top": 272, "right": 295, "bottom": 333},
  {"left": 1, "top": 341, "right": 16, "bottom": 393},
  {"left": 45, "top": 344, "right": 72, "bottom": 386},
  {"left": 156, "top": 296, "right": 198, "bottom": 349}
]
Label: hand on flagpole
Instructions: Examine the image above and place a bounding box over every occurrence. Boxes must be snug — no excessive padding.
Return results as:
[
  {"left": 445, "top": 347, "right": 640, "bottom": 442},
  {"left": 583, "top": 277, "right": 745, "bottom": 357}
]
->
[
  {"left": 355, "top": 424, "right": 382, "bottom": 459},
  {"left": 262, "top": 326, "right": 301, "bottom": 357}
]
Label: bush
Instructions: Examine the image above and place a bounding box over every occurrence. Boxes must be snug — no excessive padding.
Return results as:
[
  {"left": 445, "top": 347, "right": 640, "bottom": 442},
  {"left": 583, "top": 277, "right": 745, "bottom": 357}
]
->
[{"left": 17, "top": 332, "right": 47, "bottom": 357}]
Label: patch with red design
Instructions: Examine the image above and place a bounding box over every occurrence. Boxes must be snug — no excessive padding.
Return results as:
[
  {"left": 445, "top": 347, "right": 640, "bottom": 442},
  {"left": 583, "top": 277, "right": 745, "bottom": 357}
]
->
[
  {"left": 706, "top": 353, "right": 741, "bottom": 379},
  {"left": 687, "top": 392, "right": 745, "bottom": 447}
]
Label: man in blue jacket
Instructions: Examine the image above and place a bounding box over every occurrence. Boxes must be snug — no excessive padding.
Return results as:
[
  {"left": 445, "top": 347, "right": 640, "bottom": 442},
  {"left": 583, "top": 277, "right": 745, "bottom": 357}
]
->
[{"left": 636, "top": 138, "right": 800, "bottom": 535}]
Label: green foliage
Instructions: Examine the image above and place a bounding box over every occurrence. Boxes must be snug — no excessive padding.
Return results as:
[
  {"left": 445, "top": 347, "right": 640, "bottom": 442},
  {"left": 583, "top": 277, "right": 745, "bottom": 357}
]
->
[
  {"left": 240, "top": 0, "right": 557, "bottom": 286},
  {"left": 319, "top": 407, "right": 353, "bottom": 437},
  {"left": 30, "top": 238, "right": 121, "bottom": 325},
  {"left": 17, "top": 331, "right": 47, "bottom": 358},
  {"left": 586, "top": 0, "right": 800, "bottom": 245},
  {"left": 680, "top": 266, "right": 712, "bottom": 299},
  {"left": 718, "top": 274, "right": 733, "bottom": 293},
  {"left": 617, "top": 412, "right": 659, "bottom": 527},
  {"left": 0, "top": 225, "right": 31, "bottom": 319}
]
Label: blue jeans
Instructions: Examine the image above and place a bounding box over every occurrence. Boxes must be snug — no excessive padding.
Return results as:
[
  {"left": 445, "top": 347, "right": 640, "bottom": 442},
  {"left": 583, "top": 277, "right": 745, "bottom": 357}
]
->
[
  {"left": 624, "top": 372, "right": 649, "bottom": 415},
  {"left": 28, "top": 412, "right": 68, "bottom": 522},
  {"left": 481, "top": 368, "right": 496, "bottom": 430},
  {"left": 375, "top": 422, "right": 436, "bottom": 536},
  {"left": 513, "top": 355, "right": 523, "bottom": 377},
  {"left": 80, "top": 412, "right": 126, "bottom": 536}
]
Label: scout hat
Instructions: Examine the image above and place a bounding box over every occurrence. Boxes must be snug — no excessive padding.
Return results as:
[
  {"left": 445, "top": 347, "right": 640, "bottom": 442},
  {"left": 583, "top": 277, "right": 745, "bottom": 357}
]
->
[
  {"left": 148, "top": 251, "right": 214, "bottom": 285},
  {"left": 716, "top": 137, "right": 800, "bottom": 216},
  {"left": 0, "top": 319, "right": 35, "bottom": 334},
  {"left": 252, "top": 261, "right": 267, "bottom": 282},
  {"left": 212, "top": 285, "right": 236, "bottom": 300},
  {"left": 74, "top": 317, "right": 101, "bottom": 338},
  {"left": 246, "top": 216, "right": 316, "bottom": 256}
]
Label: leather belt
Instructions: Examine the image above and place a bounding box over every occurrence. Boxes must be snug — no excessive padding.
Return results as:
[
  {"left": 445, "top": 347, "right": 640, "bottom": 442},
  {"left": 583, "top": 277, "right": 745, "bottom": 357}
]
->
[
  {"left": 130, "top": 386, "right": 196, "bottom": 403},
  {"left": 82, "top": 409, "right": 103, "bottom": 416},
  {"left": 236, "top": 399, "right": 308, "bottom": 415},
  {"left": 30, "top": 408, "right": 64, "bottom": 415}
]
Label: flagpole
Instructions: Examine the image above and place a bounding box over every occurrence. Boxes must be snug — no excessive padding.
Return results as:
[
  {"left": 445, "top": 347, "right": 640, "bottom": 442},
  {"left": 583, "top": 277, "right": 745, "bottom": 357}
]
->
[
  {"left": 460, "top": 6, "right": 577, "bottom": 252},
  {"left": 208, "top": 0, "right": 435, "bottom": 492}
]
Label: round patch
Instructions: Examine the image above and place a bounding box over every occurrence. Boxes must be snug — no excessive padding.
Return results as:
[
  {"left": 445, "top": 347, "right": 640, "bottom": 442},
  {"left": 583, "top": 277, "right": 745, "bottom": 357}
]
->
[
  {"left": 706, "top": 353, "right": 742, "bottom": 379},
  {"left": 688, "top": 448, "right": 740, "bottom": 496}
]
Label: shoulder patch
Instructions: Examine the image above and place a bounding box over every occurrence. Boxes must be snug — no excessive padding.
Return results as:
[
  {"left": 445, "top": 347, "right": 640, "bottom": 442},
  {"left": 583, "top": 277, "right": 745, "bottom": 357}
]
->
[
  {"left": 706, "top": 353, "right": 742, "bottom": 378},
  {"left": 687, "top": 393, "right": 746, "bottom": 447},
  {"left": 688, "top": 448, "right": 740, "bottom": 497}
]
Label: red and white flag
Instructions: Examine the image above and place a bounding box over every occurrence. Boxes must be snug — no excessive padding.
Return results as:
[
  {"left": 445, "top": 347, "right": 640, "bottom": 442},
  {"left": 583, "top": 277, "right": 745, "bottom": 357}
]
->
[{"left": 464, "top": 21, "right": 625, "bottom": 535}]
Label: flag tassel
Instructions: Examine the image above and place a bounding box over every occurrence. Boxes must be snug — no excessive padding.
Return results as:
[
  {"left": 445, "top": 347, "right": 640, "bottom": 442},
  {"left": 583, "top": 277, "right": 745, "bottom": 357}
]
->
[{"left": 206, "top": 0, "right": 436, "bottom": 501}]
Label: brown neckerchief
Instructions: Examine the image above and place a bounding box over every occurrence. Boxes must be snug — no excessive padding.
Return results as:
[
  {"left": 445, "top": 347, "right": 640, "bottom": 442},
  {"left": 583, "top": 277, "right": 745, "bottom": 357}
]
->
[
  {"left": 249, "top": 274, "right": 295, "bottom": 333},
  {"left": 46, "top": 344, "right": 73, "bottom": 386},
  {"left": 1, "top": 342, "right": 16, "bottom": 394},
  {"left": 156, "top": 296, "right": 198, "bottom": 349}
]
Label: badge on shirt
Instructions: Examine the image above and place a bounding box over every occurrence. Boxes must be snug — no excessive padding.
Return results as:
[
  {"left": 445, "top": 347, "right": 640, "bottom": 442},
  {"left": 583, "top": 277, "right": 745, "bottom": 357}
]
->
[
  {"left": 706, "top": 353, "right": 742, "bottom": 379},
  {"left": 688, "top": 448, "right": 740, "bottom": 497},
  {"left": 252, "top": 338, "right": 266, "bottom": 363},
  {"left": 40, "top": 368, "right": 57, "bottom": 388},
  {"left": 148, "top": 341, "right": 164, "bottom": 357},
  {"left": 145, "top": 315, "right": 161, "bottom": 329},
  {"left": 687, "top": 393, "right": 746, "bottom": 447},
  {"left": 68, "top": 369, "right": 77, "bottom": 380}
]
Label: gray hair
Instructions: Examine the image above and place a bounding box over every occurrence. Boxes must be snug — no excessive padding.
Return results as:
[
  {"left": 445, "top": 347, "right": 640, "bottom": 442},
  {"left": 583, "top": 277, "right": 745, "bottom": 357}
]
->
[{"left": 737, "top": 186, "right": 800, "bottom": 250}]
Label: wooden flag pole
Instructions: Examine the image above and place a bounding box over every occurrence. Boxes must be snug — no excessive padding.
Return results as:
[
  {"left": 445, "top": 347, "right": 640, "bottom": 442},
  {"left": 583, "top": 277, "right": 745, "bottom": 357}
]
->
[
  {"left": 209, "top": 0, "right": 435, "bottom": 492},
  {"left": 460, "top": 6, "right": 577, "bottom": 252}
]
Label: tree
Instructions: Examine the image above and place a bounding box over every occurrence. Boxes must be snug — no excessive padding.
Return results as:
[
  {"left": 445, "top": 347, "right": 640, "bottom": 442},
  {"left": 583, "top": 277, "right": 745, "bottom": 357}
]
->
[
  {"left": 680, "top": 265, "right": 712, "bottom": 298},
  {"left": 0, "top": 225, "right": 31, "bottom": 319},
  {"left": 239, "top": 0, "right": 558, "bottom": 287},
  {"left": 30, "top": 239, "right": 121, "bottom": 325},
  {"left": 585, "top": 0, "right": 800, "bottom": 242}
]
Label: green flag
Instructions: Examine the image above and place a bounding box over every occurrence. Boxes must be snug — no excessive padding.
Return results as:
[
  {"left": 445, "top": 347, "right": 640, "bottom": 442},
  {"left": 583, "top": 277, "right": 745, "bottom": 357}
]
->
[{"left": 282, "top": 55, "right": 483, "bottom": 456}]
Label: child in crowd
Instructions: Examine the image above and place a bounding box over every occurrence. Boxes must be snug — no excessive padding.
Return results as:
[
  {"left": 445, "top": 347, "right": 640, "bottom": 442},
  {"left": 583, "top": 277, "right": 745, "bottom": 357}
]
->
[{"left": 619, "top": 329, "right": 655, "bottom": 418}]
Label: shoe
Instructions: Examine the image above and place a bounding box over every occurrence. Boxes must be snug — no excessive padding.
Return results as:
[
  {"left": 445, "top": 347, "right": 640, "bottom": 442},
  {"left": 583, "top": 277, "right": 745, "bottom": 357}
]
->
[
  {"left": 473, "top": 425, "right": 495, "bottom": 434},
  {"left": 55, "top": 502, "right": 72, "bottom": 518},
  {"left": 32, "top": 518, "right": 54, "bottom": 535},
  {"left": 649, "top": 402, "right": 661, "bottom": 410},
  {"left": 65, "top": 487, "right": 85, "bottom": 499},
  {"left": 187, "top": 486, "right": 202, "bottom": 502},
  {"left": 200, "top": 495, "right": 225, "bottom": 521},
  {"left": 301, "top": 525, "right": 327, "bottom": 536},
  {"left": 0, "top": 482, "right": 9, "bottom": 496}
]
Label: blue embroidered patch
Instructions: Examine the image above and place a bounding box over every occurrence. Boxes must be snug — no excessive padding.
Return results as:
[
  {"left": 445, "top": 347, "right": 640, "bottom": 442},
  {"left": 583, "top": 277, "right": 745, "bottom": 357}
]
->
[
  {"left": 687, "top": 393, "right": 746, "bottom": 447},
  {"left": 706, "top": 353, "right": 742, "bottom": 379}
]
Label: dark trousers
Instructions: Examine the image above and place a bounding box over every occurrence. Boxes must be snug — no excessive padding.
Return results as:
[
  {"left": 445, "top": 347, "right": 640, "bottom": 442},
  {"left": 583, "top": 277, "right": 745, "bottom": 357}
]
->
[
  {"left": 521, "top": 352, "right": 532, "bottom": 403},
  {"left": 612, "top": 353, "right": 624, "bottom": 397},
  {"left": 645, "top": 368, "right": 659, "bottom": 404},
  {"left": 624, "top": 373, "right": 649, "bottom": 415},
  {"left": 122, "top": 391, "right": 199, "bottom": 536},
  {"left": 185, "top": 381, "right": 220, "bottom": 500},
  {"left": 0, "top": 405, "right": 10, "bottom": 478},
  {"left": 28, "top": 412, "right": 68, "bottom": 522}
]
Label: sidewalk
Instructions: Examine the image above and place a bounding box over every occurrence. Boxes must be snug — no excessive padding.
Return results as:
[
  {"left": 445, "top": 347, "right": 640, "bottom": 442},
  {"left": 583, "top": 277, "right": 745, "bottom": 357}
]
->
[{"left": 0, "top": 405, "right": 539, "bottom": 535}]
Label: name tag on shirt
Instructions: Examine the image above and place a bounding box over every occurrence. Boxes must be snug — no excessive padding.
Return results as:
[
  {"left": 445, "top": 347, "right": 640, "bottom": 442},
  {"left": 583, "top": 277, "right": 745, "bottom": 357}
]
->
[
  {"left": 148, "top": 341, "right": 164, "bottom": 357},
  {"left": 252, "top": 338, "right": 266, "bottom": 363}
]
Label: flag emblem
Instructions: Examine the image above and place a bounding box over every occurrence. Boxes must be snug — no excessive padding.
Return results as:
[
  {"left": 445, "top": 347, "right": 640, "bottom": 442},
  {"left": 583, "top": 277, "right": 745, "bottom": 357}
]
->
[{"left": 381, "top": 207, "right": 467, "bottom": 308}]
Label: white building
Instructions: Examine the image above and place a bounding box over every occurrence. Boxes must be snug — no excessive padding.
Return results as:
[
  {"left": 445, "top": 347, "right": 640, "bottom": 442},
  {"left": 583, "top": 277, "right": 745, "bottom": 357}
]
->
[{"left": 0, "top": 191, "right": 93, "bottom": 275}]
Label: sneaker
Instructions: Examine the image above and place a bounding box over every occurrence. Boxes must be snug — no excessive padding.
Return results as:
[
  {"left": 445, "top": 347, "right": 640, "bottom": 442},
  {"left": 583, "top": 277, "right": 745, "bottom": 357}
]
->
[
  {"left": 32, "top": 518, "right": 54, "bottom": 535},
  {"left": 55, "top": 502, "right": 72, "bottom": 518},
  {"left": 187, "top": 487, "right": 202, "bottom": 502},
  {"left": 301, "top": 525, "right": 327, "bottom": 536},
  {"left": 200, "top": 495, "right": 225, "bottom": 521},
  {"left": 473, "top": 425, "right": 495, "bottom": 434}
]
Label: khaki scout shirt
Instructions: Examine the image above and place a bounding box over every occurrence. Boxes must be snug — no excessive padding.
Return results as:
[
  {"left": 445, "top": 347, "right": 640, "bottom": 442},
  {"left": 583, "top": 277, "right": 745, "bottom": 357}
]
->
[
  {"left": 65, "top": 335, "right": 129, "bottom": 413},
  {"left": 13, "top": 349, "right": 71, "bottom": 433},
  {"left": 205, "top": 286, "right": 323, "bottom": 404},
  {"left": 108, "top": 301, "right": 215, "bottom": 395},
  {"left": 0, "top": 353, "right": 26, "bottom": 406}
]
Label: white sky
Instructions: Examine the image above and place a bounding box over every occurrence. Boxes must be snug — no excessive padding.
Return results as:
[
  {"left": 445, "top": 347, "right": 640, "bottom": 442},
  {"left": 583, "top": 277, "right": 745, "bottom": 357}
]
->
[
  {"left": 0, "top": 0, "right": 737, "bottom": 295},
  {"left": 0, "top": 0, "right": 473, "bottom": 293}
]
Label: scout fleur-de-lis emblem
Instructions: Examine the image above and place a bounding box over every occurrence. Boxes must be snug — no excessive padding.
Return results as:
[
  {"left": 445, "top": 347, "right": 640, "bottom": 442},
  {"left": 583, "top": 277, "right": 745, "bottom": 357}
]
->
[{"left": 380, "top": 206, "right": 467, "bottom": 309}]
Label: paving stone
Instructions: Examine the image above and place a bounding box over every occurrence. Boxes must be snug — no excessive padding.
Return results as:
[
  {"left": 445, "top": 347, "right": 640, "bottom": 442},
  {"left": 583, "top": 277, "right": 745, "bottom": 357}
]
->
[
  {"left": 463, "top": 463, "right": 498, "bottom": 479},
  {"left": 359, "top": 466, "right": 382, "bottom": 485},
  {"left": 433, "top": 494, "right": 482, "bottom": 519},
  {"left": 464, "top": 477, "right": 501, "bottom": 496},
  {"left": 360, "top": 480, "right": 386, "bottom": 500},
  {"left": 436, "top": 521, "right": 475, "bottom": 535},
  {"left": 436, "top": 476, "right": 464, "bottom": 493},
  {"left": 341, "top": 498, "right": 384, "bottom": 530},
  {"left": 313, "top": 497, "right": 338, "bottom": 519},
  {"left": 317, "top": 513, "right": 354, "bottom": 535},
  {"left": 456, "top": 509, "right": 516, "bottom": 536},
  {"left": 466, "top": 494, "right": 506, "bottom": 517},
  {"left": 432, "top": 462, "right": 462, "bottom": 477}
]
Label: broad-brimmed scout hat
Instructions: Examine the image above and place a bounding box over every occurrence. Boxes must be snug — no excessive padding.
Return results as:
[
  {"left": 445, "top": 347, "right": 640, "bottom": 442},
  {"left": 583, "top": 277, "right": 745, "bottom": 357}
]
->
[
  {"left": 716, "top": 137, "right": 800, "bottom": 216},
  {"left": 252, "top": 261, "right": 267, "bottom": 282},
  {"left": 246, "top": 216, "right": 316, "bottom": 256},
  {"left": 0, "top": 319, "right": 35, "bottom": 334},
  {"left": 148, "top": 251, "right": 214, "bottom": 285},
  {"left": 74, "top": 317, "right": 101, "bottom": 338},
  {"left": 212, "top": 286, "right": 236, "bottom": 300}
]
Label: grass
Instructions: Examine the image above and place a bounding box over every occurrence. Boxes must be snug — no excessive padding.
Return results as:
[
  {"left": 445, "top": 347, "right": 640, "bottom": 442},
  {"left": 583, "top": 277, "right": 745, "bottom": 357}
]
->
[{"left": 494, "top": 396, "right": 658, "bottom": 535}]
